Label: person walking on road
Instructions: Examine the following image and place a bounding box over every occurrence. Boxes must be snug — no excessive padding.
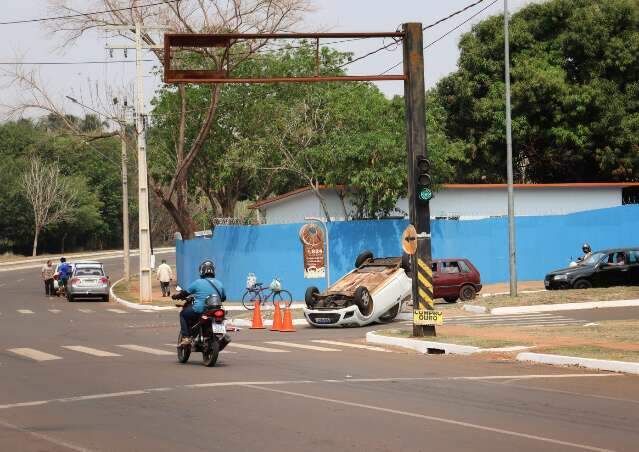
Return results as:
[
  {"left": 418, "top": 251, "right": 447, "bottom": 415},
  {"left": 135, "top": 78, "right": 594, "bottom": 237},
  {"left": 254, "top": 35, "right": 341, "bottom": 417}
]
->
[
  {"left": 41, "top": 259, "right": 55, "bottom": 297},
  {"left": 156, "top": 259, "right": 173, "bottom": 297}
]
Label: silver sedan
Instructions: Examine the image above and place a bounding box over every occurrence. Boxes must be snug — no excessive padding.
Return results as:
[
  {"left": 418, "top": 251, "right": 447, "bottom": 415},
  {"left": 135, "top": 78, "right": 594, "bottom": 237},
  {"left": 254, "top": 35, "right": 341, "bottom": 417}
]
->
[{"left": 66, "top": 261, "right": 110, "bottom": 302}]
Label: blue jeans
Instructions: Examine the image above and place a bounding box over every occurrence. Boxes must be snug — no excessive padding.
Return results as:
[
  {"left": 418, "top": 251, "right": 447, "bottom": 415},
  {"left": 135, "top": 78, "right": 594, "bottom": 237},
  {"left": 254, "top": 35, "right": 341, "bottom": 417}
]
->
[{"left": 180, "top": 306, "right": 201, "bottom": 337}]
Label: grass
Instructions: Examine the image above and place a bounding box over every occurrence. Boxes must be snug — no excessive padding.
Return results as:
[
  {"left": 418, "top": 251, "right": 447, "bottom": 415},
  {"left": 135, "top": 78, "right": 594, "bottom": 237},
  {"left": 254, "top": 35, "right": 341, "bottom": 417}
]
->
[
  {"left": 520, "top": 320, "right": 639, "bottom": 345},
  {"left": 377, "top": 328, "right": 529, "bottom": 349},
  {"left": 537, "top": 345, "right": 639, "bottom": 363},
  {"left": 469, "top": 286, "right": 639, "bottom": 309},
  {"left": 112, "top": 276, "right": 175, "bottom": 306}
]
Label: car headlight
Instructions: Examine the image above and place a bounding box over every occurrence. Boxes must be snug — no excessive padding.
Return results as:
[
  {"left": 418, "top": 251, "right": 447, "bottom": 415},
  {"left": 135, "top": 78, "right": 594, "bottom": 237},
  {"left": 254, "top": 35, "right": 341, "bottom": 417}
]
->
[{"left": 553, "top": 274, "right": 569, "bottom": 280}]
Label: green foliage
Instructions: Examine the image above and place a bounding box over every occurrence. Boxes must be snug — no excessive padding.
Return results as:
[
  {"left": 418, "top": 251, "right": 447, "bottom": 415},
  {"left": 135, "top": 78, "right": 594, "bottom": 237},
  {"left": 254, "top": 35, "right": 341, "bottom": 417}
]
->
[{"left": 435, "top": 0, "right": 639, "bottom": 182}]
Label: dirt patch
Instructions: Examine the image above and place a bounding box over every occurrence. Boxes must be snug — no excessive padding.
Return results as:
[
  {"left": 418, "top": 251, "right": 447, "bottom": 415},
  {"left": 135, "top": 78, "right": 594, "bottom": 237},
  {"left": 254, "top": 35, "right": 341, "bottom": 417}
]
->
[
  {"left": 112, "top": 276, "right": 176, "bottom": 306},
  {"left": 377, "top": 328, "right": 530, "bottom": 349}
]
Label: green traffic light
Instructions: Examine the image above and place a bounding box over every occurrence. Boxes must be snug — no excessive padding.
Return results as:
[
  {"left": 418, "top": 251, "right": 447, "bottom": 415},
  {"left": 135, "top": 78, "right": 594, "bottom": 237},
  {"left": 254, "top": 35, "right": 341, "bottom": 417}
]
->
[{"left": 418, "top": 187, "right": 432, "bottom": 201}]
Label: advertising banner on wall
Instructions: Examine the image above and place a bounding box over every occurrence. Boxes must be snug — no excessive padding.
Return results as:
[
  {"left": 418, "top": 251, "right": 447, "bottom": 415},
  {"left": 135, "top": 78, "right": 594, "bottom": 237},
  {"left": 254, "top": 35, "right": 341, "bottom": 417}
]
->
[{"left": 299, "top": 223, "right": 325, "bottom": 278}]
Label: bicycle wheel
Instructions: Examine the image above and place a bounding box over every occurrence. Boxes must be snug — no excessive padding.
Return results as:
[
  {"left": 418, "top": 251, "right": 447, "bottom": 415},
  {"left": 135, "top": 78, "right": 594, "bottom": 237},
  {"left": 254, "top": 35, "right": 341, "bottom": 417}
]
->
[
  {"left": 242, "top": 289, "right": 262, "bottom": 310},
  {"left": 271, "top": 289, "right": 293, "bottom": 308}
]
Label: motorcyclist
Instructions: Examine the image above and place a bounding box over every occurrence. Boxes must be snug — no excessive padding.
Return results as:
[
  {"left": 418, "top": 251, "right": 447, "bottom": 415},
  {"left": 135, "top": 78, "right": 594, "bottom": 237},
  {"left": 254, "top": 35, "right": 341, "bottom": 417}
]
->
[
  {"left": 569, "top": 243, "right": 593, "bottom": 267},
  {"left": 172, "top": 260, "right": 226, "bottom": 346}
]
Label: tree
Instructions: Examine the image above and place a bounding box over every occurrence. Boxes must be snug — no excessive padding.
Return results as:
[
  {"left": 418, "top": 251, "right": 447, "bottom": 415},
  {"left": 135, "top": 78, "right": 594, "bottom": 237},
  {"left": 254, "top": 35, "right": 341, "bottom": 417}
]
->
[
  {"left": 21, "top": 158, "right": 79, "bottom": 256},
  {"left": 435, "top": 0, "right": 639, "bottom": 183}
]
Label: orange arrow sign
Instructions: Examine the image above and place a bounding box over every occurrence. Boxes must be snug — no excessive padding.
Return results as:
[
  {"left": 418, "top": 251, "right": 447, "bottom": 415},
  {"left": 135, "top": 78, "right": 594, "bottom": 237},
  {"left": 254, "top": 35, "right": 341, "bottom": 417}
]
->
[{"left": 402, "top": 224, "right": 418, "bottom": 255}]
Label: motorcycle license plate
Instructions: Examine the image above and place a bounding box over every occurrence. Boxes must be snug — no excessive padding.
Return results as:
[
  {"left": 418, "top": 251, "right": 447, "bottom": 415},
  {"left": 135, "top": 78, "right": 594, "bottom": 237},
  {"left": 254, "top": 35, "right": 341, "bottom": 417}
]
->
[{"left": 212, "top": 324, "right": 226, "bottom": 334}]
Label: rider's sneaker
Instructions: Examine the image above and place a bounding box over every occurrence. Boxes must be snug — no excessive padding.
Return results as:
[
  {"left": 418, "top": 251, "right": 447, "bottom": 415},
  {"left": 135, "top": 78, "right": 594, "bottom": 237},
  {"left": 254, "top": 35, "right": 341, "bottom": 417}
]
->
[{"left": 180, "top": 337, "right": 192, "bottom": 346}]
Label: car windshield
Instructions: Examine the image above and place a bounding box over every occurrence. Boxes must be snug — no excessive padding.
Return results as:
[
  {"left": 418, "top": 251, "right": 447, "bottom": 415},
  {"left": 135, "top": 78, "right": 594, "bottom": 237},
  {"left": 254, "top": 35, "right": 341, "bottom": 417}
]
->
[
  {"left": 75, "top": 266, "right": 104, "bottom": 276},
  {"left": 582, "top": 252, "right": 606, "bottom": 266}
]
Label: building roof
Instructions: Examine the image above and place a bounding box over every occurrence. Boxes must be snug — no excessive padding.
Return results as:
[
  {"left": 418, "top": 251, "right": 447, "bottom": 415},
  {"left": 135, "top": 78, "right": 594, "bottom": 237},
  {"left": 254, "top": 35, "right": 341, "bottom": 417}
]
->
[{"left": 250, "top": 182, "right": 639, "bottom": 209}]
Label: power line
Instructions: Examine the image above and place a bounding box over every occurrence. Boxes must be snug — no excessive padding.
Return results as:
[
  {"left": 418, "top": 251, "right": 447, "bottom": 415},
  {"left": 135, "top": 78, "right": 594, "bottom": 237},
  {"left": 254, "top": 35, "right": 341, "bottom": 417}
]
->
[
  {"left": 0, "top": 0, "right": 181, "bottom": 26},
  {"left": 423, "top": 0, "right": 488, "bottom": 30}
]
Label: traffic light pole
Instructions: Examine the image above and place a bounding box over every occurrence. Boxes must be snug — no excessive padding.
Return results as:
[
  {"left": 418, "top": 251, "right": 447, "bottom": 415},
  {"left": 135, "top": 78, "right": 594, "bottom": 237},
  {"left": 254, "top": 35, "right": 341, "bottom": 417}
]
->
[{"left": 403, "top": 23, "right": 435, "bottom": 337}]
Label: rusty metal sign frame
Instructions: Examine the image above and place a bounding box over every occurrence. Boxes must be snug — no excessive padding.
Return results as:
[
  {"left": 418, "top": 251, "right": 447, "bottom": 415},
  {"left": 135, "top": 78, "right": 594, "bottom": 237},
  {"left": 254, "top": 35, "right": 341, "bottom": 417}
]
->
[{"left": 163, "top": 32, "right": 406, "bottom": 84}]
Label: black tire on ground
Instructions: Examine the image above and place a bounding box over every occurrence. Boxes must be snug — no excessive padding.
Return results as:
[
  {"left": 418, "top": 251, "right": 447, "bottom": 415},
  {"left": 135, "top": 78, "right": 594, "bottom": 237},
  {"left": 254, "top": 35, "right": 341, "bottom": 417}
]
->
[
  {"left": 102, "top": 295, "right": 109, "bottom": 302},
  {"left": 241, "top": 290, "right": 262, "bottom": 310},
  {"left": 459, "top": 284, "right": 476, "bottom": 301},
  {"left": 401, "top": 252, "right": 411, "bottom": 273},
  {"left": 305, "top": 286, "right": 319, "bottom": 309},
  {"left": 355, "top": 250, "right": 374, "bottom": 268},
  {"left": 67, "top": 295, "right": 74, "bottom": 302},
  {"left": 202, "top": 339, "right": 220, "bottom": 367},
  {"left": 444, "top": 296, "right": 459, "bottom": 303},
  {"left": 573, "top": 279, "right": 592, "bottom": 290},
  {"left": 177, "top": 333, "right": 191, "bottom": 364},
  {"left": 378, "top": 303, "right": 400, "bottom": 323},
  {"left": 354, "top": 286, "right": 373, "bottom": 316},
  {"left": 272, "top": 289, "right": 293, "bottom": 308}
]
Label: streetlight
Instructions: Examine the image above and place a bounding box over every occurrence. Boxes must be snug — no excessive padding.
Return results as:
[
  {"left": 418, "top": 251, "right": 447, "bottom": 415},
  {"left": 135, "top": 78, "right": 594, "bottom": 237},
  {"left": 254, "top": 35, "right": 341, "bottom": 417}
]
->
[{"left": 304, "top": 216, "right": 330, "bottom": 289}]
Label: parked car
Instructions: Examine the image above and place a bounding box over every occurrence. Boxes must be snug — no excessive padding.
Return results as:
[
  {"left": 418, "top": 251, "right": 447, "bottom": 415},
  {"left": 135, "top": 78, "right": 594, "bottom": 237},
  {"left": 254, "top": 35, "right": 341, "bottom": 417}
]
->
[
  {"left": 545, "top": 248, "right": 639, "bottom": 290},
  {"left": 432, "top": 258, "right": 482, "bottom": 303},
  {"left": 66, "top": 261, "right": 110, "bottom": 302},
  {"left": 303, "top": 251, "right": 411, "bottom": 327}
]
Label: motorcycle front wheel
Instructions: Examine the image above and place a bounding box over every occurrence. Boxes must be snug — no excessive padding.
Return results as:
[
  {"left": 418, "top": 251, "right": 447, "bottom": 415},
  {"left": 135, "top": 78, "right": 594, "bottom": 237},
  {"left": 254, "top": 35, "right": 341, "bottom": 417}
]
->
[
  {"left": 177, "top": 333, "right": 191, "bottom": 363},
  {"left": 202, "top": 338, "right": 220, "bottom": 367}
]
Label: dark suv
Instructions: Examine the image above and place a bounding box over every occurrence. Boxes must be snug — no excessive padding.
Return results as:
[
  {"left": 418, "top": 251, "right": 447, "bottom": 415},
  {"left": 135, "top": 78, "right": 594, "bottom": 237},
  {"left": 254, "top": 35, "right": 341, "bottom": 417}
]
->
[{"left": 545, "top": 248, "right": 639, "bottom": 290}]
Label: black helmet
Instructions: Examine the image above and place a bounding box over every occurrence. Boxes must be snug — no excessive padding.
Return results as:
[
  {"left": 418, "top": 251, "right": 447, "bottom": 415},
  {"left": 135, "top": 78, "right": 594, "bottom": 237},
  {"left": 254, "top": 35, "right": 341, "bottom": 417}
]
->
[
  {"left": 582, "top": 243, "right": 591, "bottom": 254},
  {"left": 60, "top": 257, "right": 66, "bottom": 263},
  {"left": 198, "top": 260, "right": 215, "bottom": 278}
]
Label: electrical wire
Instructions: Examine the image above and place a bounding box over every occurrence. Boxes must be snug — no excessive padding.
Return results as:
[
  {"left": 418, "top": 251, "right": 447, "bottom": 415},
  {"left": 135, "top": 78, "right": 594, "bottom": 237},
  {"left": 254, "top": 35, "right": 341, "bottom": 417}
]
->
[
  {"left": 0, "top": 0, "right": 181, "bottom": 26},
  {"left": 423, "top": 0, "right": 488, "bottom": 30}
]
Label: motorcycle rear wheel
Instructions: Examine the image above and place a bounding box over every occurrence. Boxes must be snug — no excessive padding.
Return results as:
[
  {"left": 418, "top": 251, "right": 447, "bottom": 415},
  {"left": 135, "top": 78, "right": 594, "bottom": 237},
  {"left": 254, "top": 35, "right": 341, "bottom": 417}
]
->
[
  {"left": 202, "top": 339, "right": 220, "bottom": 367},
  {"left": 177, "top": 333, "right": 191, "bottom": 363}
]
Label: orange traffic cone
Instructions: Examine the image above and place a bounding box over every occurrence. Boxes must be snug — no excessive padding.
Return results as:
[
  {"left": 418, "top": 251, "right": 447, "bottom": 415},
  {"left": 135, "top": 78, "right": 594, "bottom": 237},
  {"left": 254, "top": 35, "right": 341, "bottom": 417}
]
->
[
  {"left": 270, "top": 301, "right": 283, "bottom": 331},
  {"left": 250, "top": 300, "right": 265, "bottom": 329},
  {"left": 279, "top": 306, "right": 296, "bottom": 332}
]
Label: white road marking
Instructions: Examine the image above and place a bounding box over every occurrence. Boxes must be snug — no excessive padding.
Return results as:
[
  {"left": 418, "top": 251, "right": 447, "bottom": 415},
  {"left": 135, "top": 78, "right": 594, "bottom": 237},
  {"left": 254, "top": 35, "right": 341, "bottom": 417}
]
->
[
  {"left": 62, "top": 346, "right": 121, "bottom": 357},
  {"left": 245, "top": 385, "right": 613, "bottom": 452},
  {"left": 117, "top": 345, "right": 173, "bottom": 355},
  {"left": 17, "top": 309, "right": 34, "bottom": 314},
  {"left": 141, "top": 310, "right": 156, "bottom": 313},
  {"left": 48, "top": 309, "right": 61, "bottom": 313},
  {"left": 78, "top": 309, "right": 94, "bottom": 313},
  {"left": 266, "top": 341, "right": 340, "bottom": 352},
  {"left": 107, "top": 308, "right": 127, "bottom": 314},
  {"left": 16, "top": 278, "right": 24, "bottom": 282},
  {"left": 8, "top": 348, "right": 63, "bottom": 361},
  {"left": 0, "top": 283, "right": 6, "bottom": 287},
  {"left": 228, "top": 343, "right": 289, "bottom": 353},
  {"left": 0, "top": 418, "right": 94, "bottom": 452},
  {"left": 311, "top": 340, "right": 391, "bottom": 352}
]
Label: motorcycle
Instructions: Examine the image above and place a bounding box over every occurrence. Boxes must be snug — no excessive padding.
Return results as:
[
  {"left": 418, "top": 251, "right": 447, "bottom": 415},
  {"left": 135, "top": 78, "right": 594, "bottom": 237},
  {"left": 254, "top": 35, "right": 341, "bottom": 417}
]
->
[{"left": 175, "top": 292, "right": 230, "bottom": 367}]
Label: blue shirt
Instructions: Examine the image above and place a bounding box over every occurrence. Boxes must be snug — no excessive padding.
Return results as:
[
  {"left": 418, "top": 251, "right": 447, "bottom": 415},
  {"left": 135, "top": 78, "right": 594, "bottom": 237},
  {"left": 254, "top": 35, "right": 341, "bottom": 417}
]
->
[{"left": 187, "top": 277, "right": 226, "bottom": 313}]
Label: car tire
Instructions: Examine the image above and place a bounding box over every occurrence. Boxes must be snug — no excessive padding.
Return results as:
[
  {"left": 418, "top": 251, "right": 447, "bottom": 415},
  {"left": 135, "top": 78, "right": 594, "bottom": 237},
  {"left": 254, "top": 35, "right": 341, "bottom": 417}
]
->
[
  {"left": 355, "top": 250, "right": 374, "bottom": 268},
  {"left": 378, "top": 303, "right": 400, "bottom": 323},
  {"left": 444, "top": 297, "right": 459, "bottom": 303},
  {"left": 354, "top": 286, "right": 373, "bottom": 316},
  {"left": 459, "top": 284, "right": 476, "bottom": 301},
  {"left": 102, "top": 295, "right": 109, "bottom": 302},
  {"left": 401, "top": 252, "right": 412, "bottom": 273},
  {"left": 305, "top": 286, "right": 319, "bottom": 309},
  {"left": 573, "top": 279, "right": 592, "bottom": 290}
]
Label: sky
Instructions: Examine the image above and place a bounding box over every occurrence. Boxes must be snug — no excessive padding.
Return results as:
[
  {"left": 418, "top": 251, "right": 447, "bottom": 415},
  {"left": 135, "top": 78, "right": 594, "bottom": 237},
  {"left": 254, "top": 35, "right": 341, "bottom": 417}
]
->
[{"left": 0, "top": 0, "right": 540, "bottom": 120}]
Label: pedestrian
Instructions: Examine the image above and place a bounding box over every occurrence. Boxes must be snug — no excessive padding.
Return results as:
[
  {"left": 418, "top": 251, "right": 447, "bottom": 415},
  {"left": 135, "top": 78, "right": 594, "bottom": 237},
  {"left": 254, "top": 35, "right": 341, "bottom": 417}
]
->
[
  {"left": 156, "top": 259, "right": 173, "bottom": 297},
  {"left": 41, "top": 259, "right": 55, "bottom": 297}
]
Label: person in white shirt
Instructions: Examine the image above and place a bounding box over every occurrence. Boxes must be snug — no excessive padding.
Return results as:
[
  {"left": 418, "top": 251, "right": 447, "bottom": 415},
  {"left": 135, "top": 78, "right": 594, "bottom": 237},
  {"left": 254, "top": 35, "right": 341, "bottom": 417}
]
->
[{"left": 156, "top": 259, "right": 173, "bottom": 297}]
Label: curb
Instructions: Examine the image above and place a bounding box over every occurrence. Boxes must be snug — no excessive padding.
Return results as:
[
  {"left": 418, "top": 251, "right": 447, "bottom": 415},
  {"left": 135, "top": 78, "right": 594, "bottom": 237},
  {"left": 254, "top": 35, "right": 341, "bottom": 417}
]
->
[
  {"left": 491, "top": 299, "right": 639, "bottom": 315},
  {"left": 463, "top": 304, "right": 488, "bottom": 314},
  {"left": 110, "top": 278, "right": 176, "bottom": 311},
  {"left": 516, "top": 352, "right": 639, "bottom": 375},
  {"left": 366, "top": 331, "right": 480, "bottom": 355}
]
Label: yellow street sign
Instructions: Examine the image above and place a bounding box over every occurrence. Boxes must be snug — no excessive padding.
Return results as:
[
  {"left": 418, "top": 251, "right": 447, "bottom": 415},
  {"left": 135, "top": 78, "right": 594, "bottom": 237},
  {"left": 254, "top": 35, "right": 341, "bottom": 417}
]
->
[
  {"left": 413, "top": 310, "right": 443, "bottom": 325},
  {"left": 401, "top": 224, "right": 417, "bottom": 255}
]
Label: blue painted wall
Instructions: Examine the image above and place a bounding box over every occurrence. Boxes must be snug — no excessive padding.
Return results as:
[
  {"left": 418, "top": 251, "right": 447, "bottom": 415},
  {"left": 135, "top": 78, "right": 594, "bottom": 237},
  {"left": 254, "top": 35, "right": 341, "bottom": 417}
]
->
[{"left": 176, "top": 205, "right": 639, "bottom": 301}]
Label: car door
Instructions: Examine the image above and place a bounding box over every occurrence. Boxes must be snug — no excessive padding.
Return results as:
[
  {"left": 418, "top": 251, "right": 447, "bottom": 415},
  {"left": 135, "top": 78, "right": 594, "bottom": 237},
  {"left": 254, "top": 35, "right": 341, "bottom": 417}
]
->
[
  {"left": 596, "top": 252, "right": 629, "bottom": 287},
  {"left": 432, "top": 262, "right": 443, "bottom": 298},
  {"left": 434, "top": 261, "right": 463, "bottom": 297}
]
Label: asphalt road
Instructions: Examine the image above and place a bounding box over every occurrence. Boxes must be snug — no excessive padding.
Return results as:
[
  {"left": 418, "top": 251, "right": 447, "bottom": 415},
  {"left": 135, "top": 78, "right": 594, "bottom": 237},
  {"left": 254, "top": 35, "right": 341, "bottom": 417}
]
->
[{"left": 1, "top": 255, "right": 639, "bottom": 452}]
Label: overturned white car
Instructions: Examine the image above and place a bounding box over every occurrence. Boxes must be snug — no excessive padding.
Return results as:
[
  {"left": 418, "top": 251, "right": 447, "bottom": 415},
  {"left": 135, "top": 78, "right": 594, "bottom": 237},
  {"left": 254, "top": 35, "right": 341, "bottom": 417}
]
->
[{"left": 303, "top": 251, "right": 411, "bottom": 327}]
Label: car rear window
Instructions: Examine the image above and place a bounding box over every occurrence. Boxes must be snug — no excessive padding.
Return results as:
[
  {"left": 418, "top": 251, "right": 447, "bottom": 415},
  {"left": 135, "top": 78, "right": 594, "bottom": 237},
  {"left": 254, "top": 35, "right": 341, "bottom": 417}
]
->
[
  {"left": 458, "top": 261, "right": 471, "bottom": 272},
  {"left": 75, "top": 267, "right": 104, "bottom": 276},
  {"left": 627, "top": 251, "right": 639, "bottom": 265}
]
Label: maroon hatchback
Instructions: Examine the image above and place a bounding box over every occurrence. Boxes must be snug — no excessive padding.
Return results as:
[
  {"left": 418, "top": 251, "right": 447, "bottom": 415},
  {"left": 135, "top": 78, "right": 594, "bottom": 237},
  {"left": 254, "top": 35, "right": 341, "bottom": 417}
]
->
[{"left": 431, "top": 258, "right": 482, "bottom": 303}]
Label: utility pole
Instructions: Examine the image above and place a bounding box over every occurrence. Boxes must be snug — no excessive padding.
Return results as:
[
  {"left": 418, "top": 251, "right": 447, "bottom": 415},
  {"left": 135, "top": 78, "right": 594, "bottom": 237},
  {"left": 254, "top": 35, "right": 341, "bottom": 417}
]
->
[
  {"left": 106, "top": 24, "right": 164, "bottom": 303},
  {"left": 504, "top": 0, "right": 517, "bottom": 296},
  {"left": 119, "top": 117, "right": 130, "bottom": 281},
  {"left": 403, "top": 23, "right": 436, "bottom": 337}
]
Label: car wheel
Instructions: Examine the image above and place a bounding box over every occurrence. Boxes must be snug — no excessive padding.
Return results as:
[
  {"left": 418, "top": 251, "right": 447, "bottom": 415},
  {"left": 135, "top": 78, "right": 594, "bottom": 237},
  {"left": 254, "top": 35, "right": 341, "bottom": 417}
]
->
[
  {"left": 444, "top": 297, "right": 459, "bottom": 303},
  {"left": 459, "top": 284, "right": 476, "bottom": 301},
  {"left": 102, "top": 295, "right": 109, "bottom": 302},
  {"left": 355, "top": 250, "right": 374, "bottom": 268},
  {"left": 305, "top": 286, "right": 319, "bottom": 309},
  {"left": 354, "top": 286, "right": 373, "bottom": 316},
  {"left": 401, "top": 252, "right": 412, "bottom": 273},
  {"left": 378, "top": 303, "right": 400, "bottom": 323},
  {"left": 67, "top": 295, "right": 74, "bottom": 302},
  {"left": 573, "top": 279, "right": 592, "bottom": 290}
]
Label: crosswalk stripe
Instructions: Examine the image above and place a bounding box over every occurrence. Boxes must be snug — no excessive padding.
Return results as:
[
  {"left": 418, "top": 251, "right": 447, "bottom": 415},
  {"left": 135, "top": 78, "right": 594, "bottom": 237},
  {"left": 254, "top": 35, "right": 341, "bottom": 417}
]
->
[
  {"left": 8, "top": 348, "right": 62, "bottom": 361},
  {"left": 266, "top": 341, "right": 340, "bottom": 352},
  {"left": 228, "top": 343, "right": 289, "bottom": 353},
  {"left": 48, "top": 309, "right": 61, "bottom": 313},
  {"left": 311, "top": 340, "right": 390, "bottom": 352},
  {"left": 107, "top": 309, "right": 128, "bottom": 314},
  {"left": 78, "top": 309, "right": 94, "bottom": 313},
  {"left": 17, "top": 309, "right": 34, "bottom": 314},
  {"left": 62, "top": 346, "right": 121, "bottom": 357},
  {"left": 117, "top": 345, "right": 174, "bottom": 356}
]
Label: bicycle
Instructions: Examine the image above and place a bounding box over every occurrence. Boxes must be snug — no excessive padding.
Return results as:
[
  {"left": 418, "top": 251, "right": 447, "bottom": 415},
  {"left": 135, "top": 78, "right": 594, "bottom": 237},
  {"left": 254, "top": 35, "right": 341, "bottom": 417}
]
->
[{"left": 241, "top": 279, "right": 293, "bottom": 310}]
